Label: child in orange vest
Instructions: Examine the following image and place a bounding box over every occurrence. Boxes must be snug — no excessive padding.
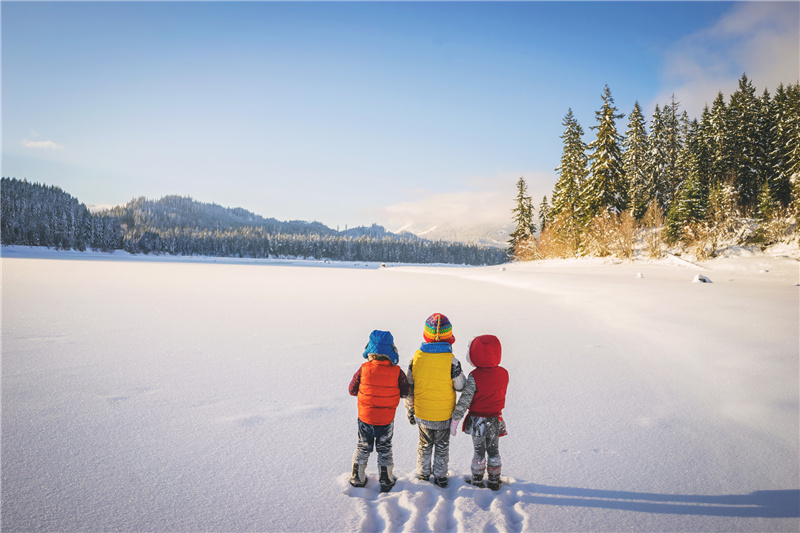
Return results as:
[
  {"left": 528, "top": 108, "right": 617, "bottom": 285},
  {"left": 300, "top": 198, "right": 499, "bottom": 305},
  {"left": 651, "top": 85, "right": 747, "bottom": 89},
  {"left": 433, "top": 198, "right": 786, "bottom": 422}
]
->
[
  {"left": 349, "top": 330, "right": 409, "bottom": 492},
  {"left": 451, "top": 335, "right": 509, "bottom": 490}
]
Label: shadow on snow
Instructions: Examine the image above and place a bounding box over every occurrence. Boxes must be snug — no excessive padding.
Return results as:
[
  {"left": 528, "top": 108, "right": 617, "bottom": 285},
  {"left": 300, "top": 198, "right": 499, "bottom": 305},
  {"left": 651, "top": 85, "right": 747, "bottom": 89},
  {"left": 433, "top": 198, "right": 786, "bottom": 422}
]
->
[{"left": 520, "top": 483, "right": 800, "bottom": 518}]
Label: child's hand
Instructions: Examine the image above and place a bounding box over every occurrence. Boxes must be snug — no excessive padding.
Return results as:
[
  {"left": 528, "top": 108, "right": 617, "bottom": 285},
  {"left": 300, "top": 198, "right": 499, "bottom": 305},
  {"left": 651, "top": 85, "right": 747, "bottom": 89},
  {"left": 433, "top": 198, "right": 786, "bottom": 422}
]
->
[
  {"left": 450, "top": 419, "right": 459, "bottom": 436},
  {"left": 407, "top": 410, "right": 416, "bottom": 425}
]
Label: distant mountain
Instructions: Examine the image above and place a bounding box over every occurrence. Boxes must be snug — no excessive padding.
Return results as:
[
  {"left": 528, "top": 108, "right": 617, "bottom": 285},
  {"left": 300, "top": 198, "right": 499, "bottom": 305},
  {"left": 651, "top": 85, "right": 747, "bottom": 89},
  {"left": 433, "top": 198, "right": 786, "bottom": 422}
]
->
[
  {"left": 399, "top": 222, "right": 512, "bottom": 249},
  {"left": 104, "top": 195, "right": 418, "bottom": 241}
]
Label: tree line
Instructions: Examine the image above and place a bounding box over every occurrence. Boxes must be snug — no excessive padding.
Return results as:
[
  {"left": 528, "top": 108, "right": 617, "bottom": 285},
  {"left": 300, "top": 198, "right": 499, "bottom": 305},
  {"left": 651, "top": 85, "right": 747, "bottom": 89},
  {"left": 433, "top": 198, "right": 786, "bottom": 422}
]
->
[
  {"left": 1, "top": 177, "right": 123, "bottom": 251},
  {"left": 0, "top": 178, "right": 507, "bottom": 265},
  {"left": 509, "top": 74, "right": 800, "bottom": 259}
]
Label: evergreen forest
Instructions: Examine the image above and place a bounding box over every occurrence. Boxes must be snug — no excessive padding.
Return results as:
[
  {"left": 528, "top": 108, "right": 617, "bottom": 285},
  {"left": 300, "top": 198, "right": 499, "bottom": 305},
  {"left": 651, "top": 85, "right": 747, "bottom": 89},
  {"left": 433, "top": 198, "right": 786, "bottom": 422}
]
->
[
  {"left": 509, "top": 75, "right": 800, "bottom": 260},
  {"left": 0, "top": 179, "right": 507, "bottom": 266}
]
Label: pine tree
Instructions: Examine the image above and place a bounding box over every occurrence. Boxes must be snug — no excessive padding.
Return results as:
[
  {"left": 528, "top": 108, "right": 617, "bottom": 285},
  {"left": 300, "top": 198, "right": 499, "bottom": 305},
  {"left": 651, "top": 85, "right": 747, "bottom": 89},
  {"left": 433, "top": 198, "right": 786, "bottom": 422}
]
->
[
  {"left": 728, "top": 74, "right": 761, "bottom": 211},
  {"left": 583, "top": 85, "right": 626, "bottom": 220},
  {"left": 622, "top": 101, "right": 650, "bottom": 219},
  {"left": 664, "top": 165, "right": 707, "bottom": 245},
  {"left": 706, "top": 92, "right": 731, "bottom": 189},
  {"left": 538, "top": 195, "right": 550, "bottom": 234},
  {"left": 787, "top": 83, "right": 800, "bottom": 184},
  {"left": 647, "top": 104, "right": 668, "bottom": 211},
  {"left": 508, "top": 176, "right": 536, "bottom": 257},
  {"left": 551, "top": 109, "right": 588, "bottom": 221},
  {"left": 770, "top": 83, "right": 800, "bottom": 209}
]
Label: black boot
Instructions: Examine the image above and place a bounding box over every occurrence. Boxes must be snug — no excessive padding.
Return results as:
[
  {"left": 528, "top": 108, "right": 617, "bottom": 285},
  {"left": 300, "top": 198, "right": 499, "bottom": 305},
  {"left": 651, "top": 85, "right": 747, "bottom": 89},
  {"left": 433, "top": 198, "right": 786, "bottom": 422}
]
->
[
  {"left": 350, "top": 463, "right": 367, "bottom": 488},
  {"left": 487, "top": 473, "right": 502, "bottom": 491},
  {"left": 432, "top": 476, "right": 448, "bottom": 488},
  {"left": 466, "top": 473, "right": 485, "bottom": 487},
  {"left": 379, "top": 465, "right": 396, "bottom": 493}
]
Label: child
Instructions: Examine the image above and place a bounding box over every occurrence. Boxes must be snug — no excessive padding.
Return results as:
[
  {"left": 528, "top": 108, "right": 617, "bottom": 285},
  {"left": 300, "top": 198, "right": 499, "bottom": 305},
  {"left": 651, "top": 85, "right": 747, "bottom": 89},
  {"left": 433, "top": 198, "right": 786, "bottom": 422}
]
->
[
  {"left": 450, "top": 334, "right": 509, "bottom": 491},
  {"left": 349, "top": 330, "right": 409, "bottom": 492},
  {"left": 405, "top": 313, "right": 466, "bottom": 488}
]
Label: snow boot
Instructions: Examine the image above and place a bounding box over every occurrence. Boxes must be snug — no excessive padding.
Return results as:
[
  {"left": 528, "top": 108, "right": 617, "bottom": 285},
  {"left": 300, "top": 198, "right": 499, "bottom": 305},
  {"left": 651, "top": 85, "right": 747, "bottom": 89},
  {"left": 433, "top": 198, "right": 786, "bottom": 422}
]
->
[
  {"left": 418, "top": 473, "right": 430, "bottom": 482},
  {"left": 466, "top": 473, "right": 485, "bottom": 488},
  {"left": 432, "top": 476, "right": 448, "bottom": 488},
  {"left": 487, "top": 473, "right": 502, "bottom": 491},
  {"left": 350, "top": 463, "right": 367, "bottom": 488},
  {"left": 379, "top": 465, "right": 396, "bottom": 493}
]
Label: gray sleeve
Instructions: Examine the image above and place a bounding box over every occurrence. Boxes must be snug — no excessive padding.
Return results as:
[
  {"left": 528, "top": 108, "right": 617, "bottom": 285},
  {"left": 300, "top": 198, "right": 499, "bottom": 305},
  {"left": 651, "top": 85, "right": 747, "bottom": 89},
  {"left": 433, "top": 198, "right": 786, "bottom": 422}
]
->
[
  {"left": 451, "top": 357, "right": 466, "bottom": 391},
  {"left": 452, "top": 374, "right": 476, "bottom": 421}
]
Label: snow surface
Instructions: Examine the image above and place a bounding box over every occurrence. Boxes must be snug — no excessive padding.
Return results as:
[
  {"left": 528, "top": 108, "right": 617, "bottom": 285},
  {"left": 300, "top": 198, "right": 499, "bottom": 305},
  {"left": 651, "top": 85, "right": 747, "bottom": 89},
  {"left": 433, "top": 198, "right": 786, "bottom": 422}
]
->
[{"left": 2, "top": 245, "right": 799, "bottom": 532}]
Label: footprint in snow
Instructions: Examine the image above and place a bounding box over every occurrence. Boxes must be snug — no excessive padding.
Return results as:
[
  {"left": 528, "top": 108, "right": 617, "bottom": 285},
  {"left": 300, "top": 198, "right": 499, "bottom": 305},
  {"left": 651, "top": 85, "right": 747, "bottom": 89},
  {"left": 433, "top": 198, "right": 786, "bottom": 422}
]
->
[{"left": 341, "top": 472, "right": 529, "bottom": 533}]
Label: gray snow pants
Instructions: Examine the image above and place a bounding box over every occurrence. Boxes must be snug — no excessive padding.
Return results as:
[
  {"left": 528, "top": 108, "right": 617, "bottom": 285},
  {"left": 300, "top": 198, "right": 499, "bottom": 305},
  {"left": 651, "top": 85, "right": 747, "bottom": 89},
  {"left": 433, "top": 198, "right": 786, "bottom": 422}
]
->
[
  {"left": 416, "top": 426, "right": 450, "bottom": 479},
  {"left": 465, "top": 416, "right": 502, "bottom": 476},
  {"left": 353, "top": 420, "right": 394, "bottom": 467}
]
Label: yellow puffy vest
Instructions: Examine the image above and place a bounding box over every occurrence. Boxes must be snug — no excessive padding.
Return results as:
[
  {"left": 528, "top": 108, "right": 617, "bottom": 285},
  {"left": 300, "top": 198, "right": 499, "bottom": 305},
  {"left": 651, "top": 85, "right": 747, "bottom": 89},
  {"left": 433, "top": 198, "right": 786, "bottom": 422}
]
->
[{"left": 411, "top": 349, "right": 455, "bottom": 421}]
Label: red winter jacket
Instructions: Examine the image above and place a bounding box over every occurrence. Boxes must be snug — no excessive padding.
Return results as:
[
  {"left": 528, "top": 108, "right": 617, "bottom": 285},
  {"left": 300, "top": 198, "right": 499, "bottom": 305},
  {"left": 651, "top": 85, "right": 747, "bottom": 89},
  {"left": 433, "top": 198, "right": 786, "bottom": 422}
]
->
[{"left": 466, "top": 335, "right": 508, "bottom": 417}]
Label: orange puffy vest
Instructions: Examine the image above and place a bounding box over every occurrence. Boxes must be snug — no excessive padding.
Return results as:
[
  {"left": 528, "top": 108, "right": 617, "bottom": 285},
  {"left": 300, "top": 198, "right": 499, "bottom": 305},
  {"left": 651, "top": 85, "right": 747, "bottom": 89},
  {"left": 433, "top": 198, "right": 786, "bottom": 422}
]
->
[{"left": 357, "top": 359, "right": 402, "bottom": 425}]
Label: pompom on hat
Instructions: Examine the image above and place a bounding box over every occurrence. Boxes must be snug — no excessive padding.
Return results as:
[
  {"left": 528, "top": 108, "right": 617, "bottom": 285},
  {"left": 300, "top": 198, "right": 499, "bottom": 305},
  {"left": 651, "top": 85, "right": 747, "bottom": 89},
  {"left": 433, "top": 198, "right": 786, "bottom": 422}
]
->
[
  {"left": 423, "top": 313, "right": 455, "bottom": 345},
  {"left": 363, "top": 330, "right": 399, "bottom": 365}
]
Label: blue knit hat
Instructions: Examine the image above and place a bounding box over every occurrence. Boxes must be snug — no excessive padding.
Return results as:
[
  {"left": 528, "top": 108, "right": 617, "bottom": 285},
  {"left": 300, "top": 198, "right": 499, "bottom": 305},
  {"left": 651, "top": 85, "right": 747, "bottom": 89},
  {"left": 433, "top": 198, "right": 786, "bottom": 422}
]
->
[{"left": 363, "top": 330, "right": 399, "bottom": 365}]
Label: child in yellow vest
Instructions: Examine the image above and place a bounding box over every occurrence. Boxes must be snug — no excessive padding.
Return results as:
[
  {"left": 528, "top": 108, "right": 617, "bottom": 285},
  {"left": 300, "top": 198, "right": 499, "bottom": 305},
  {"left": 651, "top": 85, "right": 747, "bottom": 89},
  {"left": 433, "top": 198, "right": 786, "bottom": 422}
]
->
[{"left": 405, "top": 313, "right": 466, "bottom": 488}]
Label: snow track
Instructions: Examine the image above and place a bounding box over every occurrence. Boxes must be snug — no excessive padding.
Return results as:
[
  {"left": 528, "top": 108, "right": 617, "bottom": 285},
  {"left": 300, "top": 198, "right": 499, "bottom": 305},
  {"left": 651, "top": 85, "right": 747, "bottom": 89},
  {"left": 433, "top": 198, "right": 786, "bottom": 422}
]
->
[{"left": 341, "top": 474, "right": 529, "bottom": 533}]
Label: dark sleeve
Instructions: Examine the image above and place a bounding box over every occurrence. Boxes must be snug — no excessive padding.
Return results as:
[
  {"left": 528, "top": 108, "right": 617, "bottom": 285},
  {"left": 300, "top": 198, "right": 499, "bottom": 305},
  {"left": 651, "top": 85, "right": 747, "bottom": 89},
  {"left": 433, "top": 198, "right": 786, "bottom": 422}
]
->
[
  {"left": 397, "top": 369, "right": 410, "bottom": 398},
  {"left": 451, "top": 359, "right": 463, "bottom": 379},
  {"left": 349, "top": 367, "right": 362, "bottom": 396}
]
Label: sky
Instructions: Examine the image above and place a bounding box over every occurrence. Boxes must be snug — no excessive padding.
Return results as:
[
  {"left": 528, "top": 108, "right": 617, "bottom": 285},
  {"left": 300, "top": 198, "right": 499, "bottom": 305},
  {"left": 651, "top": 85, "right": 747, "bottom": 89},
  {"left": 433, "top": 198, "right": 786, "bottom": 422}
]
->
[{"left": 2, "top": 1, "right": 798, "bottom": 233}]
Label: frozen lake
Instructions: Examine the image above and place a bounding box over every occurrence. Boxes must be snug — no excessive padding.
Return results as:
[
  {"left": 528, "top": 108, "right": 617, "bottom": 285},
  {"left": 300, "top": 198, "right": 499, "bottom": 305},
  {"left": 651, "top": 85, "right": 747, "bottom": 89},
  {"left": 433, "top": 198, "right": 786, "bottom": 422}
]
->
[{"left": 2, "top": 246, "right": 798, "bottom": 532}]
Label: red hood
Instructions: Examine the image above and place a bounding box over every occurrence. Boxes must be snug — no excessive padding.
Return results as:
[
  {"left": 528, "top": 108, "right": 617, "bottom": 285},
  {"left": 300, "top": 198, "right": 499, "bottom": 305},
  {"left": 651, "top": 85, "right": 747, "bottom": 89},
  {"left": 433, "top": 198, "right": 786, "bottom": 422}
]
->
[{"left": 467, "top": 335, "right": 502, "bottom": 368}]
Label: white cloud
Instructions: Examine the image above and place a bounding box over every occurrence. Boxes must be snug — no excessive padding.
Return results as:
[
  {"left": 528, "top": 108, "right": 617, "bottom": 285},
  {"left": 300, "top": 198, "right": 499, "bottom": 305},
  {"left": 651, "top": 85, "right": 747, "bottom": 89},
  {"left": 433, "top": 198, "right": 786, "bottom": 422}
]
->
[
  {"left": 22, "top": 139, "right": 65, "bottom": 150},
  {"left": 365, "top": 171, "right": 556, "bottom": 231},
  {"left": 653, "top": 2, "right": 799, "bottom": 117}
]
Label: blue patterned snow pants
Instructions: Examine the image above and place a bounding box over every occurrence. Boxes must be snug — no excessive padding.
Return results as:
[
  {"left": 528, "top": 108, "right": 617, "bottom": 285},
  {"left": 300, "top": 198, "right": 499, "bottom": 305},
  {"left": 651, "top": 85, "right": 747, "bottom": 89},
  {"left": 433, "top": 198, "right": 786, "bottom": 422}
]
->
[{"left": 353, "top": 420, "right": 394, "bottom": 467}]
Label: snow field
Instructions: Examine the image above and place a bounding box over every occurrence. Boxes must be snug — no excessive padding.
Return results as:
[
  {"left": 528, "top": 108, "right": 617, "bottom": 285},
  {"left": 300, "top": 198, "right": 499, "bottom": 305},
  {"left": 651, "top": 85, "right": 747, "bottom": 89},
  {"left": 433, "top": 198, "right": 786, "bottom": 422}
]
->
[{"left": 2, "top": 247, "right": 798, "bottom": 532}]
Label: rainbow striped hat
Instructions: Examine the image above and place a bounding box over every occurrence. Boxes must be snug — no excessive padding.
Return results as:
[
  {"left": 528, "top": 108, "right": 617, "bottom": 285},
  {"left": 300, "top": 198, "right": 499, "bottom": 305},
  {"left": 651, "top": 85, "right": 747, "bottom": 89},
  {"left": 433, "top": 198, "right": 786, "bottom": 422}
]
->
[{"left": 423, "top": 313, "right": 455, "bottom": 344}]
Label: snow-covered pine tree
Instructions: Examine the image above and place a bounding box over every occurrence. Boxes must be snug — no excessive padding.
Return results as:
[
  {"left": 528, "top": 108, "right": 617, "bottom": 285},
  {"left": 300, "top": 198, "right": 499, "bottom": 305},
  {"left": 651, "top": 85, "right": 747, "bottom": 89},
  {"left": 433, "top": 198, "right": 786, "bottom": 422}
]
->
[
  {"left": 508, "top": 176, "right": 536, "bottom": 257},
  {"left": 551, "top": 108, "right": 588, "bottom": 222},
  {"left": 664, "top": 166, "right": 707, "bottom": 246},
  {"left": 685, "top": 117, "right": 710, "bottom": 191},
  {"left": 755, "top": 88, "right": 775, "bottom": 194},
  {"left": 647, "top": 104, "right": 668, "bottom": 211},
  {"left": 539, "top": 195, "right": 550, "bottom": 234},
  {"left": 769, "top": 83, "right": 800, "bottom": 210},
  {"left": 583, "top": 85, "right": 626, "bottom": 221},
  {"left": 622, "top": 101, "right": 649, "bottom": 219},
  {"left": 706, "top": 92, "right": 731, "bottom": 190},
  {"left": 727, "top": 74, "right": 761, "bottom": 212},
  {"left": 656, "top": 95, "right": 685, "bottom": 210},
  {"left": 676, "top": 109, "right": 693, "bottom": 193},
  {"left": 788, "top": 83, "right": 800, "bottom": 187}
]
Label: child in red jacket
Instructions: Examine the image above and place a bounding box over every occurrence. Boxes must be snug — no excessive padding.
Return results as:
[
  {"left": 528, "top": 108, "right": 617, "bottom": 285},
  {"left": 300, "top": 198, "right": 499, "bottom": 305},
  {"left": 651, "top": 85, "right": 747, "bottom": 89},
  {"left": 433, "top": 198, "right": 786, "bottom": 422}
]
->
[
  {"left": 349, "top": 330, "right": 409, "bottom": 492},
  {"left": 450, "top": 335, "right": 509, "bottom": 490}
]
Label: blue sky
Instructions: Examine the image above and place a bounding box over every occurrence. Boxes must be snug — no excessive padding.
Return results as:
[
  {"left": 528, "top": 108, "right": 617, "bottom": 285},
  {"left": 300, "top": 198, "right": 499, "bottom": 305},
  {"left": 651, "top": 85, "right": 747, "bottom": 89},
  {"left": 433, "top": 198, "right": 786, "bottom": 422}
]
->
[{"left": 3, "top": 1, "right": 798, "bottom": 232}]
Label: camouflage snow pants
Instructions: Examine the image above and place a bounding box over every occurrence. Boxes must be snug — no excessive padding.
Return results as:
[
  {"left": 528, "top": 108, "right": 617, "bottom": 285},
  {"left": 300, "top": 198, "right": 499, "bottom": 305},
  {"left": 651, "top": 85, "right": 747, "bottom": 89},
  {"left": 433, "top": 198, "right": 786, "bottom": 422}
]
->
[
  {"left": 416, "top": 426, "right": 450, "bottom": 479},
  {"left": 465, "top": 416, "right": 502, "bottom": 477},
  {"left": 353, "top": 420, "right": 394, "bottom": 467}
]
